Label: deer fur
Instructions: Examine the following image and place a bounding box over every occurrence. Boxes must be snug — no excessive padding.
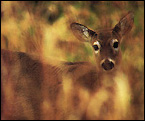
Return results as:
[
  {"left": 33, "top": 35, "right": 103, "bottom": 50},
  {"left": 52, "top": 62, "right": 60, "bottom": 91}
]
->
[{"left": 1, "top": 11, "right": 134, "bottom": 120}]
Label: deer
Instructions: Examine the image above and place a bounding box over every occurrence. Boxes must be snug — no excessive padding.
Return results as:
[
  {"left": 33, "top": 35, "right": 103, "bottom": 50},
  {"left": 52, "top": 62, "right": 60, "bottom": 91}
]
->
[{"left": 1, "top": 11, "right": 134, "bottom": 120}]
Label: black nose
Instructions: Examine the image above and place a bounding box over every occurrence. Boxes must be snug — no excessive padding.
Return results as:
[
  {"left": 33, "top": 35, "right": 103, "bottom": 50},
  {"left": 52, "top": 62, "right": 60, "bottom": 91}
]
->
[{"left": 101, "top": 59, "right": 114, "bottom": 71}]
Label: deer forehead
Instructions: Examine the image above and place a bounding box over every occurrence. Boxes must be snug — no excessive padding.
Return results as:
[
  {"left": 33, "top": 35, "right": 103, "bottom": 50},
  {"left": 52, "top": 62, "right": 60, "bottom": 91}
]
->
[{"left": 93, "top": 30, "right": 119, "bottom": 45}]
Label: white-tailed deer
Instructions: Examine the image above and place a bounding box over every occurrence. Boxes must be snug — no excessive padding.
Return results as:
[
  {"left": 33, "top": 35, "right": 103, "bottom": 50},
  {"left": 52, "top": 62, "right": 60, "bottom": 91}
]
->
[{"left": 1, "top": 12, "right": 134, "bottom": 120}]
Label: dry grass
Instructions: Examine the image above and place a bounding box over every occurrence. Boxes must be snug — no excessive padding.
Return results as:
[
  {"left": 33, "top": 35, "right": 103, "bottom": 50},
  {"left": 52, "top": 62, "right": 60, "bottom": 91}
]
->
[{"left": 1, "top": 1, "right": 144, "bottom": 120}]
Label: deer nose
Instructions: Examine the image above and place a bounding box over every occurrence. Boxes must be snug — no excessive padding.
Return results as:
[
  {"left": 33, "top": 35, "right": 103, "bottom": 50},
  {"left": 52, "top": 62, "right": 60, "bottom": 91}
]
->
[{"left": 101, "top": 59, "right": 114, "bottom": 71}]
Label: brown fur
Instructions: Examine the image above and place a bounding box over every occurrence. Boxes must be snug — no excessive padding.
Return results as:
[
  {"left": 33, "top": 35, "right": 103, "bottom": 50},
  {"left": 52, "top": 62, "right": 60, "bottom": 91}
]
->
[{"left": 1, "top": 12, "right": 134, "bottom": 120}]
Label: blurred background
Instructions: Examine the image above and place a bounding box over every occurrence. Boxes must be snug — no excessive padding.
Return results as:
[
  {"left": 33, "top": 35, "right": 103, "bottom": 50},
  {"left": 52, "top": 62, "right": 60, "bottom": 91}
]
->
[{"left": 1, "top": 1, "right": 144, "bottom": 120}]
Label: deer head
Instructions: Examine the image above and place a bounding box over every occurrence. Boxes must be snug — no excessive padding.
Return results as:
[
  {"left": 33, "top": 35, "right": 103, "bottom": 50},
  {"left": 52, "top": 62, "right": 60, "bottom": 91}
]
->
[{"left": 70, "top": 11, "right": 134, "bottom": 71}]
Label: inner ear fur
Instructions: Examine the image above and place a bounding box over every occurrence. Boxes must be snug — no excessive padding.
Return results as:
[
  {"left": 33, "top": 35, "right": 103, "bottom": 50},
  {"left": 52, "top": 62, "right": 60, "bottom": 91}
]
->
[
  {"left": 113, "top": 11, "right": 134, "bottom": 36},
  {"left": 70, "top": 23, "right": 97, "bottom": 42}
]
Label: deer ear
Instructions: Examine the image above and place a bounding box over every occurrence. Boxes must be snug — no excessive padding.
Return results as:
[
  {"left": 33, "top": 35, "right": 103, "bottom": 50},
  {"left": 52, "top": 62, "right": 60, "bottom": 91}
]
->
[
  {"left": 70, "top": 23, "right": 97, "bottom": 42},
  {"left": 113, "top": 11, "right": 134, "bottom": 36}
]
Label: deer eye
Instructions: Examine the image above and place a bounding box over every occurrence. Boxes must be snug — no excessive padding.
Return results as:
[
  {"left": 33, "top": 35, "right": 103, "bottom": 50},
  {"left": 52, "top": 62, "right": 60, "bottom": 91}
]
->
[
  {"left": 113, "top": 42, "right": 118, "bottom": 48},
  {"left": 111, "top": 39, "right": 119, "bottom": 49},
  {"left": 93, "top": 45, "right": 99, "bottom": 51},
  {"left": 93, "top": 41, "right": 100, "bottom": 53}
]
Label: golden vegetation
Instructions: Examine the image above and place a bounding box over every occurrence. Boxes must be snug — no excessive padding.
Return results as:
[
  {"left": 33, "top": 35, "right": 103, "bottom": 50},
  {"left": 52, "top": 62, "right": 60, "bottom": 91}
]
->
[{"left": 1, "top": 1, "right": 144, "bottom": 120}]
